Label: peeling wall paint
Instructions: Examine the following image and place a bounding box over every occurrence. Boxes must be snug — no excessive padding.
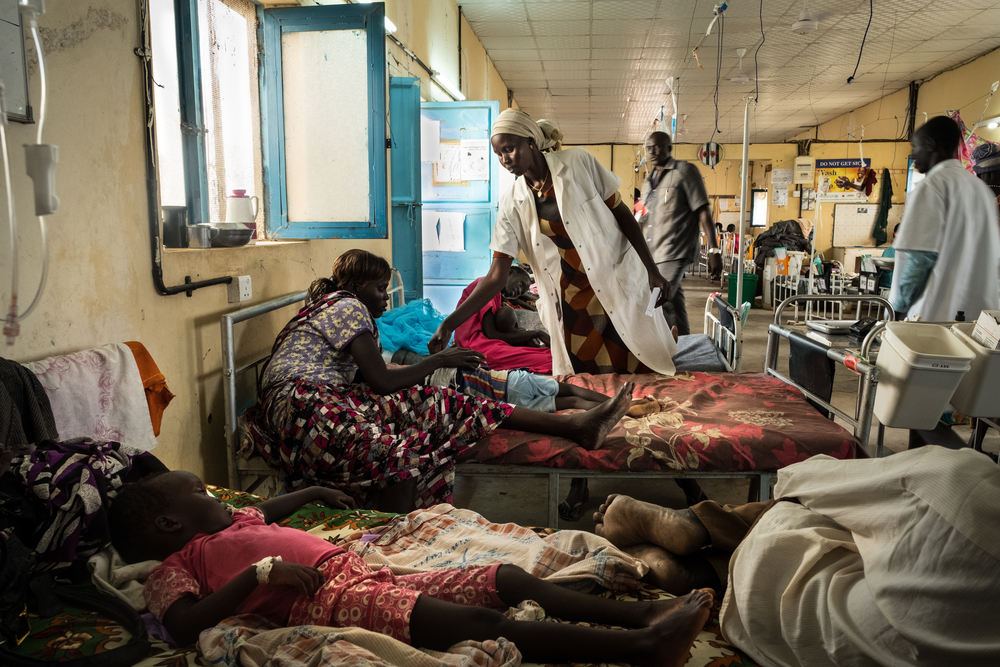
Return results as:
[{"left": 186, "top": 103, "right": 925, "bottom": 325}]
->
[{"left": 25, "top": 7, "right": 129, "bottom": 75}]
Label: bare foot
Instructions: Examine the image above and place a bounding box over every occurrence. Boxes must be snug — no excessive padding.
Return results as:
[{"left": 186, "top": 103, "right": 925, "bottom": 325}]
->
[
  {"left": 627, "top": 396, "right": 661, "bottom": 418},
  {"left": 593, "top": 494, "right": 710, "bottom": 555},
  {"left": 637, "top": 588, "right": 713, "bottom": 667},
  {"left": 574, "top": 382, "right": 635, "bottom": 450},
  {"left": 625, "top": 544, "right": 711, "bottom": 596},
  {"left": 639, "top": 588, "right": 716, "bottom": 628}
]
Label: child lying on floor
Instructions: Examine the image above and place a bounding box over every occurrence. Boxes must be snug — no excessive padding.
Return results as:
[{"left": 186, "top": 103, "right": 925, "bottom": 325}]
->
[{"left": 109, "top": 471, "right": 713, "bottom": 667}]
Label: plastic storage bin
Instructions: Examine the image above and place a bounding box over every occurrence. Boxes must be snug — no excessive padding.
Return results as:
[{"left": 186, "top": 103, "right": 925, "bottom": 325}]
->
[
  {"left": 949, "top": 323, "right": 1000, "bottom": 418},
  {"left": 727, "top": 273, "right": 759, "bottom": 309},
  {"left": 874, "top": 322, "right": 975, "bottom": 430}
]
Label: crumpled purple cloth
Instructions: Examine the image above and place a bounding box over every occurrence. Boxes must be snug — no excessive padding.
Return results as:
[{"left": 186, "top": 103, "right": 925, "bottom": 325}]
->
[{"left": 14, "top": 438, "right": 132, "bottom": 570}]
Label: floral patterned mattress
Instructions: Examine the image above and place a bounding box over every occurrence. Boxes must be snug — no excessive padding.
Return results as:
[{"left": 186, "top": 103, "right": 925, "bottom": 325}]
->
[
  {"left": 462, "top": 371, "right": 864, "bottom": 471},
  {"left": 9, "top": 486, "right": 760, "bottom": 667}
]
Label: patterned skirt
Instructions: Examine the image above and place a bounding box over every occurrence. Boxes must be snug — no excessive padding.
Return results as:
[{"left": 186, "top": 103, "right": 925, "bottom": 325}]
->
[
  {"left": 539, "top": 215, "right": 653, "bottom": 375},
  {"left": 243, "top": 380, "right": 513, "bottom": 508}
]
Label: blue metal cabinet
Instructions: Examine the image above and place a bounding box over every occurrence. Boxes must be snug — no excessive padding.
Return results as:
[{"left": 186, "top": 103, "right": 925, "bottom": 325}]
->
[
  {"left": 389, "top": 77, "right": 422, "bottom": 301},
  {"left": 420, "top": 101, "right": 500, "bottom": 313}
]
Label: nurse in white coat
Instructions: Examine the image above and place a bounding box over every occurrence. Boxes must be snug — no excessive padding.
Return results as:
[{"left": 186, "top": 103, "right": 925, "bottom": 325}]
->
[
  {"left": 429, "top": 110, "right": 681, "bottom": 523},
  {"left": 429, "top": 110, "right": 677, "bottom": 377}
]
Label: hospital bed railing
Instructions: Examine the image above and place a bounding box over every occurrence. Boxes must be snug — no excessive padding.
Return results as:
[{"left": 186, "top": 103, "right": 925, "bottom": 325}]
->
[
  {"left": 222, "top": 290, "right": 307, "bottom": 492},
  {"left": 703, "top": 293, "right": 743, "bottom": 372},
  {"left": 764, "top": 294, "right": 893, "bottom": 456}
]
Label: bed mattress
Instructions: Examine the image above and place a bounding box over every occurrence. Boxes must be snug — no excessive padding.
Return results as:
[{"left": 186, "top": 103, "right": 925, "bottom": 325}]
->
[{"left": 461, "top": 371, "right": 864, "bottom": 472}]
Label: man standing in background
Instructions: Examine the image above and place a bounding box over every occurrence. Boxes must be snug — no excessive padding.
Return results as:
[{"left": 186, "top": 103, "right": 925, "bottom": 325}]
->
[
  {"left": 890, "top": 116, "right": 1000, "bottom": 321},
  {"left": 641, "top": 132, "right": 721, "bottom": 336}
]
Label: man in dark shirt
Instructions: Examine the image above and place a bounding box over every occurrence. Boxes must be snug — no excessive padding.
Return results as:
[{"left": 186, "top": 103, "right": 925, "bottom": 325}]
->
[{"left": 640, "top": 132, "right": 720, "bottom": 335}]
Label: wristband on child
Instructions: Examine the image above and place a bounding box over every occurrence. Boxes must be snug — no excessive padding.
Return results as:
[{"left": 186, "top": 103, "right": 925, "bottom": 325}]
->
[{"left": 254, "top": 555, "right": 282, "bottom": 584}]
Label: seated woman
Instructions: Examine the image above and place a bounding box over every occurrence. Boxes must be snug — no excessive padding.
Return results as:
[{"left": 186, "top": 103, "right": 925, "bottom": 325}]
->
[
  {"left": 454, "top": 265, "right": 554, "bottom": 373},
  {"left": 242, "top": 250, "right": 634, "bottom": 514}
]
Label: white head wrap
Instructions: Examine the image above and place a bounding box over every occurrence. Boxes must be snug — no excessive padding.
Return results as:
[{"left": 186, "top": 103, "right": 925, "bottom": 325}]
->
[
  {"left": 491, "top": 109, "right": 559, "bottom": 152},
  {"left": 537, "top": 119, "right": 563, "bottom": 152}
]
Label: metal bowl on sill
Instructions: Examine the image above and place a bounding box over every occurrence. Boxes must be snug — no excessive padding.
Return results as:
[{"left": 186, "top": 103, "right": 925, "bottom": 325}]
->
[{"left": 211, "top": 223, "right": 253, "bottom": 248}]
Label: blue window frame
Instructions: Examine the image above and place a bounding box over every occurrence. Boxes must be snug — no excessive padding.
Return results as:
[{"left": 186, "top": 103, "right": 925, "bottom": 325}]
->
[
  {"left": 167, "top": 0, "right": 386, "bottom": 238},
  {"left": 258, "top": 4, "right": 387, "bottom": 239}
]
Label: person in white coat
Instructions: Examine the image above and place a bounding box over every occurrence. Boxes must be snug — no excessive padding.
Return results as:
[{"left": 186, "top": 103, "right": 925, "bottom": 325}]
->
[
  {"left": 429, "top": 110, "right": 682, "bottom": 521},
  {"left": 889, "top": 115, "right": 1000, "bottom": 321}
]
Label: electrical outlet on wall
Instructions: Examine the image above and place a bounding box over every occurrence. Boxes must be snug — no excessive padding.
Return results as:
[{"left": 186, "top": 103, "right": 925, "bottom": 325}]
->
[{"left": 227, "top": 276, "right": 252, "bottom": 303}]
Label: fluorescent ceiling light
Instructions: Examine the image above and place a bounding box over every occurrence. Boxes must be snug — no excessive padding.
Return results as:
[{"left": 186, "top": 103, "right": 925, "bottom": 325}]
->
[
  {"left": 432, "top": 72, "right": 465, "bottom": 101},
  {"left": 384, "top": 17, "right": 396, "bottom": 33}
]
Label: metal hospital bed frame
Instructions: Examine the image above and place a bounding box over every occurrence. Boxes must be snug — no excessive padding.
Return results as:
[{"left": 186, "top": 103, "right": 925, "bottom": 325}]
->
[
  {"left": 764, "top": 294, "right": 894, "bottom": 457},
  {"left": 221, "top": 276, "right": 767, "bottom": 523}
]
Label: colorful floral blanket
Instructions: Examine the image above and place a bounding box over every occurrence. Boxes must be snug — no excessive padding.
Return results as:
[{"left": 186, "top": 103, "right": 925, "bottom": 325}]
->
[
  {"left": 9, "top": 487, "right": 760, "bottom": 667},
  {"left": 461, "top": 372, "right": 864, "bottom": 471}
]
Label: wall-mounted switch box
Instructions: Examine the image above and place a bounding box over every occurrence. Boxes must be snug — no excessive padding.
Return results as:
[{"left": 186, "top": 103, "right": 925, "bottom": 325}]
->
[{"left": 228, "top": 275, "right": 252, "bottom": 303}]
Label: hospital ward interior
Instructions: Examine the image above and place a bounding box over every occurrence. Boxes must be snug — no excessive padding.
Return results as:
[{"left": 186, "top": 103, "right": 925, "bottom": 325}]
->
[{"left": 3, "top": 0, "right": 1000, "bottom": 665}]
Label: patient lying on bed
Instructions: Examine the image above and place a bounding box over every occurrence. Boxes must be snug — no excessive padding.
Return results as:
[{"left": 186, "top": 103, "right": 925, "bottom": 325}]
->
[
  {"left": 110, "top": 470, "right": 713, "bottom": 666},
  {"left": 454, "top": 266, "right": 555, "bottom": 373},
  {"left": 592, "top": 447, "right": 1000, "bottom": 667}
]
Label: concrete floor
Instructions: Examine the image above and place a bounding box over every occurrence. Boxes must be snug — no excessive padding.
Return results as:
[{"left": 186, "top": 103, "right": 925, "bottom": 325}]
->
[{"left": 453, "top": 274, "right": 1000, "bottom": 531}]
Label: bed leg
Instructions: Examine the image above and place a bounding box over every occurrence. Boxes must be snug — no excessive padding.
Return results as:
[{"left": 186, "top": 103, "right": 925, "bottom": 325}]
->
[
  {"left": 748, "top": 472, "right": 772, "bottom": 502},
  {"left": 548, "top": 471, "right": 561, "bottom": 530}
]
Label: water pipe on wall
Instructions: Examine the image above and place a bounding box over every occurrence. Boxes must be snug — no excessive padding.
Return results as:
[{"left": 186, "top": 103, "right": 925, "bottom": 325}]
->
[{"left": 136, "top": 0, "right": 231, "bottom": 298}]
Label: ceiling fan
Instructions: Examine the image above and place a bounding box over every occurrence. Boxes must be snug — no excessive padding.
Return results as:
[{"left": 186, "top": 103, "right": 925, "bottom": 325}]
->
[{"left": 791, "top": 0, "right": 819, "bottom": 35}]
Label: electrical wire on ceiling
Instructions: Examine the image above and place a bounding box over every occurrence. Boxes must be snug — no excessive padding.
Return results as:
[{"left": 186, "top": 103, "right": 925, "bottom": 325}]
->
[
  {"left": 753, "top": 0, "right": 764, "bottom": 103},
  {"left": 846, "top": 0, "right": 874, "bottom": 84},
  {"left": 707, "top": 11, "right": 725, "bottom": 144},
  {"left": 692, "top": 3, "right": 728, "bottom": 69}
]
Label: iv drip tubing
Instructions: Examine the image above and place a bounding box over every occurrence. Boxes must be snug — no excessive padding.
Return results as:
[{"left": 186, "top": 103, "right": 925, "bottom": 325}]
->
[{"left": 18, "top": 17, "right": 50, "bottom": 320}]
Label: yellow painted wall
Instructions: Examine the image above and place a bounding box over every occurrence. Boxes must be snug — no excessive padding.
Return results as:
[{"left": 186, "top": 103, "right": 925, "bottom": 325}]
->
[
  {"left": 0, "top": 0, "right": 509, "bottom": 485},
  {"left": 794, "top": 88, "right": 911, "bottom": 142},
  {"left": 783, "top": 46, "right": 1000, "bottom": 254},
  {"left": 804, "top": 143, "right": 909, "bottom": 255},
  {"left": 916, "top": 47, "right": 1000, "bottom": 144}
]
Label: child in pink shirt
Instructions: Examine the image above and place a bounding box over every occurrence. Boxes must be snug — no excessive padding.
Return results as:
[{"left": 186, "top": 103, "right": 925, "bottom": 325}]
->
[{"left": 110, "top": 471, "right": 712, "bottom": 666}]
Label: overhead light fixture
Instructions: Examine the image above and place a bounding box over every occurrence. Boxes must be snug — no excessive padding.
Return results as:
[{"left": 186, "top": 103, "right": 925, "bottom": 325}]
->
[
  {"left": 432, "top": 71, "right": 465, "bottom": 101},
  {"left": 791, "top": 0, "right": 818, "bottom": 35},
  {"left": 384, "top": 17, "right": 397, "bottom": 33},
  {"left": 981, "top": 116, "right": 1000, "bottom": 129},
  {"left": 731, "top": 48, "right": 749, "bottom": 84}
]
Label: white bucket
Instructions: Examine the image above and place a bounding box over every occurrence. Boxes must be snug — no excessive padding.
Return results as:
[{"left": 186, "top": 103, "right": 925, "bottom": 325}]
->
[
  {"left": 873, "top": 323, "right": 974, "bottom": 429},
  {"left": 950, "top": 323, "right": 1000, "bottom": 418}
]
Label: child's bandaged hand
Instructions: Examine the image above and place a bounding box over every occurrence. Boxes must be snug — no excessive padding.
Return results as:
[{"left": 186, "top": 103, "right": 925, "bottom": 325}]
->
[{"left": 269, "top": 562, "right": 324, "bottom": 598}]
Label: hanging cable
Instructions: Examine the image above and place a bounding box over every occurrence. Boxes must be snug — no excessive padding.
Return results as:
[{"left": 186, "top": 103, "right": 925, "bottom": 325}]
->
[
  {"left": 708, "top": 12, "right": 724, "bottom": 143},
  {"left": 753, "top": 0, "right": 764, "bottom": 102},
  {"left": 1, "top": 84, "right": 17, "bottom": 344},
  {"left": 4, "top": 6, "right": 51, "bottom": 344},
  {"left": 846, "top": 0, "right": 874, "bottom": 84},
  {"left": 20, "top": 15, "right": 50, "bottom": 321}
]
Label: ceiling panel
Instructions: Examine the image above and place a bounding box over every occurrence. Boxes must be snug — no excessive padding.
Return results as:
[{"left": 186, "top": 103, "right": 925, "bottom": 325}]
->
[
  {"left": 461, "top": 4, "right": 529, "bottom": 23},
  {"left": 470, "top": 21, "right": 533, "bottom": 37},
  {"left": 467, "top": 0, "right": 1000, "bottom": 143},
  {"left": 525, "top": 2, "right": 593, "bottom": 22},
  {"left": 592, "top": 1, "right": 658, "bottom": 20},
  {"left": 479, "top": 36, "right": 539, "bottom": 51},
  {"left": 532, "top": 20, "right": 591, "bottom": 36},
  {"left": 544, "top": 60, "right": 592, "bottom": 71},
  {"left": 539, "top": 48, "right": 591, "bottom": 60}
]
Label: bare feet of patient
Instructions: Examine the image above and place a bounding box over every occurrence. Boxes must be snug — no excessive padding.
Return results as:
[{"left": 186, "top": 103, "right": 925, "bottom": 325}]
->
[
  {"left": 575, "top": 382, "right": 635, "bottom": 450},
  {"left": 593, "top": 494, "right": 710, "bottom": 555},
  {"left": 641, "top": 588, "right": 716, "bottom": 627},
  {"left": 638, "top": 588, "right": 713, "bottom": 667}
]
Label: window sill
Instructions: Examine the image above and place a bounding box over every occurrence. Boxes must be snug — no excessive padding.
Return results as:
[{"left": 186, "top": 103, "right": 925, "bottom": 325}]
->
[{"left": 162, "top": 239, "right": 310, "bottom": 252}]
